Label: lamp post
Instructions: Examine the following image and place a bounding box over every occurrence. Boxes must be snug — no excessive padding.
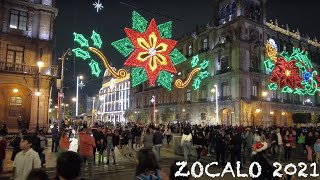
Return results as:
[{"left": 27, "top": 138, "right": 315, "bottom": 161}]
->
[
  {"left": 151, "top": 95, "right": 156, "bottom": 125},
  {"left": 76, "top": 75, "right": 84, "bottom": 117},
  {"left": 211, "top": 84, "right": 219, "bottom": 125},
  {"left": 36, "top": 60, "right": 43, "bottom": 131},
  {"left": 92, "top": 97, "right": 96, "bottom": 123}
]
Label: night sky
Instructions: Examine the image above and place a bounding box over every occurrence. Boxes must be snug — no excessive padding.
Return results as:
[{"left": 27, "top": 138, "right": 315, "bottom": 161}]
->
[{"left": 53, "top": 0, "right": 320, "bottom": 102}]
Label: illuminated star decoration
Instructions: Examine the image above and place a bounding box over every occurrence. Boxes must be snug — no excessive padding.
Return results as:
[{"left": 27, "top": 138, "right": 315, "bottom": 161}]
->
[
  {"left": 79, "top": 81, "right": 85, "bottom": 89},
  {"left": 264, "top": 38, "right": 320, "bottom": 96},
  {"left": 72, "top": 30, "right": 103, "bottom": 77},
  {"left": 93, "top": 0, "right": 104, "bottom": 13},
  {"left": 112, "top": 11, "right": 187, "bottom": 91}
]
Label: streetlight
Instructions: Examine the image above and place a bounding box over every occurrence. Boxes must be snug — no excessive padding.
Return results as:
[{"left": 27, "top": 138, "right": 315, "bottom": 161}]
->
[
  {"left": 76, "top": 75, "right": 84, "bottom": 117},
  {"left": 262, "top": 91, "right": 268, "bottom": 97},
  {"left": 92, "top": 97, "right": 96, "bottom": 122},
  {"left": 13, "top": 89, "right": 18, "bottom": 93},
  {"left": 72, "top": 97, "right": 76, "bottom": 102},
  {"left": 256, "top": 109, "right": 261, "bottom": 113},
  {"left": 151, "top": 95, "right": 156, "bottom": 124},
  {"left": 36, "top": 60, "right": 43, "bottom": 131},
  {"left": 211, "top": 84, "right": 219, "bottom": 125}
]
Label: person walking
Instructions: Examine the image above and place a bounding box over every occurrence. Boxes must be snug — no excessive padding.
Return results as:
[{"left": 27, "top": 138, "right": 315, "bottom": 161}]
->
[
  {"left": 78, "top": 128, "right": 96, "bottom": 179},
  {"left": 314, "top": 138, "right": 320, "bottom": 164},
  {"left": 51, "top": 124, "right": 59, "bottom": 152},
  {"left": 10, "top": 132, "right": 23, "bottom": 161},
  {"left": 181, "top": 128, "right": 192, "bottom": 162},
  {"left": 0, "top": 134, "right": 7, "bottom": 174},
  {"left": 230, "top": 128, "right": 242, "bottom": 168},
  {"left": 59, "top": 131, "right": 70, "bottom": 152},
  {"left": 193, "top": 131, "right": 204, "bottom": 161},
  {"left": 120, "top": 127, "right": 131, "bottom": 157},
  {"left": 272, "top": 128, "right": 283, "bottom": 162},
  {"left": 284, "top": 131, "right": 294, "bottom": 161},
  {"left": 12, "top": 136, "right": 41, "bottom": 180},
  {"left": 142, "top": 129, "right": 153, "bottom": 149},
  {"left": 164, "top": 127, "right": 172, "bottom": 145},
  {"left": 105, "top": 129, "right": 116, "bottom": 165},
  {"left": 305, "top": 131, "right": 314, "bottom": 163},
  {"left": 135, "top": 126, "right": 142, "bottom": 149},
  {"left": 93, "top": 126, "right": 104, "bottom": 164},
  {"left": 153, "top": 127, "right": 164, "bottom": 162}
]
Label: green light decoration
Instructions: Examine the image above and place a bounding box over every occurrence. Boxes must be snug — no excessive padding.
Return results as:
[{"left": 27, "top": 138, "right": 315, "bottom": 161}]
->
[
  {"left": 157, "top": 21, "right": 172, "bottom": 39},
  {"left": 157, "top": 71, "right": 173, "bottom": 91},
  {"left": 191, "top": 55, "right": 200, "bottom": 68},
  {"left": 89, "top": 59, "right": 101, "bottom": 77},
  {"left": 91, "top": 30, "right": 103, "bottom": 49},
  {"left": 131, "top": 68, "right": 148, "bottom": 87},
  {"left": 111, "top": 38, "right": 134, "bottom": 57},
  {"left": 132, "top": 11, "right": 148, "bottom": 33},
  {"left": 192, "top": 77, "right": 201, "bottom": 90},
  {"left": 200, "top": 60, "right": 209, "bottom": 70},
  {"left": 268, "top": 83, "right": 278, "bottom": 91},
  {"left": 72, "top": 48, "right": 91, "bottom": 60},
  {"left": 199, "top": 71, "right": 210, "bottom": 80},
  {"left": 73, "top": 32, "right": 89, "bottom": 47},
  {"left": 265, "top": 38, "right": 320, "bottom": 96},
  {"left": 170, "top": 48, "right": 187, "bottom": 65},
  {"left": 281, "top": 86, "right": 293, "bottom": 93}
]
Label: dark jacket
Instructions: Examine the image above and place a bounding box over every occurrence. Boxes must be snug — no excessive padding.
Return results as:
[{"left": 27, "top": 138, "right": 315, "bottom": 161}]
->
[
  {"left": 193, "top": 134, "right": 205, "bottom": 146},
  {"left": 230, "top": 133, "right": 242, "bottom": 150},
  {"left": 251, "top": 153, "right": 278, "bottom": 180},
  {"left": 153, "top": 131, "right": 163, "bottom": 145}
]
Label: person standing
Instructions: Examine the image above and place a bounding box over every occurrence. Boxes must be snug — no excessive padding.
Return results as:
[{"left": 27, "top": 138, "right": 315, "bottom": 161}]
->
[
  {"left": 105, "top": 129, "right": 116, "bottom": 165},
  {"left": 51, "top": 124, "right": 59, "bottom": 152},
  {"left": 181, "top": 128, "right": 192, "bottom": 162},
  {"left": 120, "top": 127, "right": 131, "bottom": 157},
  {"left": 193, "top": 131, "right": 204, "bottom": 161},
  {"left": 272, "top": 128, "right": 283, "bottom": 162},
  {"left": 314, "top": 138, "right": 320, "bottom": 164},
  {"left": 164, "top": 127, "right": 172, "bottom": 145},
  {"left": 142, "top": 129, "right": 153, "bottom": 149},
  {"left": 78, "top": 128, "right": 96, "bottom": 179},
  {"left": 12, "top": 136, "right": 41, "bottom": 180},
  {"left": 230, "top": 129, "right": 242, "bottom": 168},
  {"left": 135, "top": 126, "right": 142, "bottom": 149},
  {"left": 59, "top": 131, "right": 70, "bottom": 152},
  {"left": 93, "top": 127, "right": 104, "bottom": 164},
  {"left": 153, "top": 127, "right": 164, "bottom": 162},
  {"left": 10, "top": 132, "right": 23, "bottom": 161},
  {"left": 0, "top": 134, "right": 7, "bottom": 174},
  {"left": 305, "top": 131, "right": 314, "bottom": 163}
]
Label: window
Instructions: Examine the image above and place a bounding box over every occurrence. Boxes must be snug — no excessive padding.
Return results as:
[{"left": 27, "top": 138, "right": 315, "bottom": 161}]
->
[
  {"left": 9, "top": 110, "right": 22, "bottom": 117},
  {"left": 9, "top": 9, "right": 28, "bottom": 31},
  {"left": 201, "top": 86, "right": 207, "bottom": 99},
  {"left": 186, "top": 89, "right": 191, "bottom": 101},
  {"left": 188, "top": 45, "right": 193, "bottom": 56},
  {"left": 6, "top": 45, "right": 24, "bottom": 64},
  {"left": 252, "top": 81, "right": 259, "bottom": 97},
  {"left": 251, "top": 56, "right": 259, "bottom": 70},
  {"left": 221, "top": 82, "right": 231, "bottom": 97},
  {"left": 221, "top": 56, "right": 229, "bottom": 70},
  {"left": 203, "top": 39, "right": 208, "bottom": 50},
  {"left": 10, "top": 97, "right": 22, "bottom": 106}
]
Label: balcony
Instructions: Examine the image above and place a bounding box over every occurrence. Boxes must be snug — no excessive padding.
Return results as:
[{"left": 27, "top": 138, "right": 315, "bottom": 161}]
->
[
  {"left": 216, "top": 68, "right": 231, "bottom": 75},
  {"left": 0, "top": 61, "right": 58, "bottom": 77}
]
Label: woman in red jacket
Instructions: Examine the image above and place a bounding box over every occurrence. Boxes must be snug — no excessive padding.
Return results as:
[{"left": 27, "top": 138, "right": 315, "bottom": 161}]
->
[{"left": 284, "top": 131, "right": 294, "bottom": 161}]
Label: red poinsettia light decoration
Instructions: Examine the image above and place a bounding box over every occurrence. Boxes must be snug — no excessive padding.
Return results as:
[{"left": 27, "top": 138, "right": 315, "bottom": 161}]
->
[
  {"left": 124, "top": 19, "right": 177, "bottom": 86},
  {"left": 270, "top": 57, "right": 303, "bottom": 89}
]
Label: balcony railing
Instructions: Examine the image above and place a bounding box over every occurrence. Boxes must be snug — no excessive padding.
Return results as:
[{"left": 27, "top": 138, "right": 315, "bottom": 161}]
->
[{"left": 0, "top": 61, "right": 58, "bottom": 77}]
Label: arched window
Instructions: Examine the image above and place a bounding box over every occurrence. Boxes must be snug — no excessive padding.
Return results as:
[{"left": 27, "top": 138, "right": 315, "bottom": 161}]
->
[
  {"left": 186, "top": 89, "right": 191, "bottom": 101},
  {"left": 188, "top": 45, "right": 193, "bottom": 56},
  {"left": 203, "top": 38, "right": 208, "bottom": 50},
  {"left": 201, "top": 86, "right": 207, "bottom": 99}
]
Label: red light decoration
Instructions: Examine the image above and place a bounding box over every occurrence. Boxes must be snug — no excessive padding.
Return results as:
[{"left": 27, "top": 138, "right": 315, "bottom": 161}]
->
[
  {"left": 270, "top": 57, "right": 303, "bottom": 89},
  {"left": 124, "top": 19, "right": 177, "bottom": 86}
]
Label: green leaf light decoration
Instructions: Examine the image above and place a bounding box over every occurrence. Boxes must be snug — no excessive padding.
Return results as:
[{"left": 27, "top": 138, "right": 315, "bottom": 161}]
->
[
  {"left": 191, "top": 55, "right": 200, "bottom": 68},
  {"left": 111, "top": 38, "right": 134, "bottom": 57},
  {"left": 73, "top": 32, "right": 89, "bottom": 47},
  {"left": 157, "top": 21, "right": 172, "bottom": 39},
  {"left": 157, "top": 71, "right": 173, "bottom": 91},
  {"left": 91, "top": 30, "right": 103, "bottom": 49},
  {"left": 132, "top": 11, "right": 148, "bottom": 33},
  {"left": 89, "top": 59, "right": 101, "bottom": 77},
  {"left": 131, "top": 68, "right": 148, "bottom": 87},
  {"left": 72, "top": 48, "right": 91, "bottom": 60}
]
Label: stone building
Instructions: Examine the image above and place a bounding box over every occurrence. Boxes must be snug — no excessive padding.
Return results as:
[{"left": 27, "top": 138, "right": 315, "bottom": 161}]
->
[
  {"left": 98, "top": 70, "right": 131, "bottom": 124},
  {"left": 0, "top": 0, "right": 58, "bottom": 129},
  {"left": 130, "top": 0, "right": 320, "bottom": 127}
]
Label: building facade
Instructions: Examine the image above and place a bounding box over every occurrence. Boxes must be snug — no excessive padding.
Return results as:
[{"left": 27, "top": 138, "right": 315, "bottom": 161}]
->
[
  {"left": 130, "top": 0, "right": 320, "bottom": 127},
  {"left": 0, "top": 0, "right": 58, "bottom": 129},
  {"left": 98, "top": 70, "right": 130, "bottom": 124}
]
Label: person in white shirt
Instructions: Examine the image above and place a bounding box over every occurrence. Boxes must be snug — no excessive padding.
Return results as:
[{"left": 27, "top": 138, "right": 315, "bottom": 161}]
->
[
  {"left": 164, "top": 127, "right": 172, "bottom": 145},
  {"left": 181, "top": 128, "right": 192, "bottom": 162},
  {"left": 13, "top": 136, "right": 41, "bottom": 180}
]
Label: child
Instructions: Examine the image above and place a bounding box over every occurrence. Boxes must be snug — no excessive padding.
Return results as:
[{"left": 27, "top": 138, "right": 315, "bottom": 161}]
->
[{"left": 314, "top": 138, "right": 320, "bottom": 164}]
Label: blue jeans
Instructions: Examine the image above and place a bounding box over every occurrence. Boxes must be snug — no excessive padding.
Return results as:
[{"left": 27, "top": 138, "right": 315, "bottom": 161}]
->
[{"left": 154, "top": 144, "right": 162, "bottom": 161}]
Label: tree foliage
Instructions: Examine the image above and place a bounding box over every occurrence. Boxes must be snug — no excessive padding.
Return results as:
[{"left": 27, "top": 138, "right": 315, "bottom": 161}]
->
[{"left": 160, "top": 107, "right": 175, "bottom": 122}]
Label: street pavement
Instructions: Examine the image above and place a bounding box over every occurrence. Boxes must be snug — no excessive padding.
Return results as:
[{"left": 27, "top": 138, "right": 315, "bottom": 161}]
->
[{"left": 2, "top": 139, "right": 320, "bottom": 179}]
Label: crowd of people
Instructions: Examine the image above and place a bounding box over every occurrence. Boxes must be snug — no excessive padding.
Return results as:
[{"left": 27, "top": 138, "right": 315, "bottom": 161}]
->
[{"left": 3, "top": 120, "right": 320, "bottom": 179}]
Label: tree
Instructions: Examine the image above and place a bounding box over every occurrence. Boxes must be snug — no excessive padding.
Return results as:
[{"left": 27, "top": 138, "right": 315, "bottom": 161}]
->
[
  {"left": 124, "top": 109, "right": 135, "bottom": 122},
  {"left": 137, "top": 110, "right": 147, "bottom": 123},
  {"left": 311, "top": 114, "right": 320, "bottom": 125},
  {"left": 160, "top": 108, "right": 175, "bottom": 123}
]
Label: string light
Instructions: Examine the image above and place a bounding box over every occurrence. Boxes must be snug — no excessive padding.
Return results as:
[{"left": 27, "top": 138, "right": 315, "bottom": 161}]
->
[
  {"left": 72, "top": 48, "right": 90, "bottom": 60},
  {"left": 89, "top": 59, "right": 101, "bottom": 77},
  {"left": 191, "top": 55, "right": 200, "bottom": 68},
  {"left": 131, "top": 67, "right": 148, "bottom": 87},
  {"left": 265, "top": 38, "right": 320, "bottom": 96},
  {"left": 91, "top": 30, "right": 103, "bottom": 49},
  {"left": 132, "top": 11, "right": 148, "bottom": 33},
  {"left": 73, "top": 32, "right": 89, "bottom": 47},
  {"left": 157, "top": 71, "right": 173, "bottom": 91},
  {"left": 111, "top": 37, "right": 134, "bottom": 57},
  {"left": 175, "top": 68, "right": 201, "bottom": 88},
  {"left": 169, "top": 48, "right": 187, "bottom": 65}
]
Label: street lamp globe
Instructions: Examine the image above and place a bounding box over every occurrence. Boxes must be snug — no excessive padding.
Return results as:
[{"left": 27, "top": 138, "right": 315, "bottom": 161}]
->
[
  {"left": 35, "top": 91, "right": 41, "bottom": 96},
  {"left": 256, "top": 109, "right": 261, "bottom": 113},
  {"left": 79, "top": 75, "right": 83, "bottom": 80},
  {"left": 72, "top": 97, "right": 76, "bottom": 102},
  {"left": 13, "top": 89, "right": 19, "bottom": 93},
  {"left": 262, "top": 91, "right": 268, "bottom": 97},
  {"left": 37, "top": 61, "right": 44, "bottom": 68}
]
